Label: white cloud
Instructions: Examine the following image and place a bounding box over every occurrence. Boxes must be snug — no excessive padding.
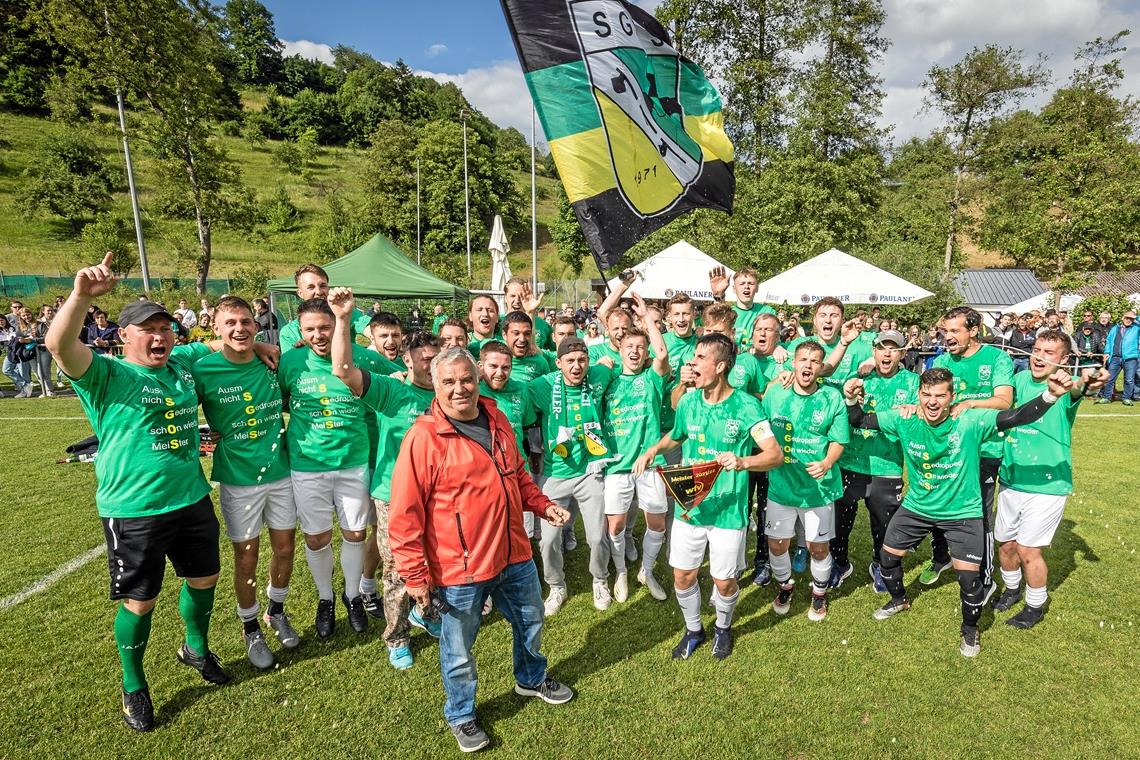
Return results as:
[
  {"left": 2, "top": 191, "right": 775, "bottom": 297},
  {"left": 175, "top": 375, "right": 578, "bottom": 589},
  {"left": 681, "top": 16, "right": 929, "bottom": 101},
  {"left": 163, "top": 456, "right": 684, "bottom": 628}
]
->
[
  {"left": 280, "top": 39, "right": 334, "bottom": 65},
  {"left": 417, "top": 60, "right": 548, "bottom": 146},
  {"left": 425, "top": 43, "right": 448, "bottom": 57}
]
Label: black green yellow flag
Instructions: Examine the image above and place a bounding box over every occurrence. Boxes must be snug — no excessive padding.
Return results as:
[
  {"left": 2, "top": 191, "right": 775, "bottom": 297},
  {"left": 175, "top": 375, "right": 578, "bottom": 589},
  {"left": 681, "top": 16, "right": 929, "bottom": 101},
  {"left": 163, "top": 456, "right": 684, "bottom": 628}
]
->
[{"left": 500, "top": 0, "right": 735, "bottom": 270}]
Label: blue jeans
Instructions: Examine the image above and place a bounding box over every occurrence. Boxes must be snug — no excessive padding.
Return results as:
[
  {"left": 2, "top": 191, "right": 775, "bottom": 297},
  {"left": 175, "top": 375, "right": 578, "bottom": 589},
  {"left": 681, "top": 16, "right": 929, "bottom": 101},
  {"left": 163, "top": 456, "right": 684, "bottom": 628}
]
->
[
  {"left": 2, "top": 355, "right": 30, "bottom": 390},
  {"left": 438, "top": 559, "right": 547, "bottom": 726},
  {"left": 1101, "top": 357, "right": 1138, "bottom": 400},
  {"left": 1012, "top": 356, "right": 1029, "bottom": 374}
]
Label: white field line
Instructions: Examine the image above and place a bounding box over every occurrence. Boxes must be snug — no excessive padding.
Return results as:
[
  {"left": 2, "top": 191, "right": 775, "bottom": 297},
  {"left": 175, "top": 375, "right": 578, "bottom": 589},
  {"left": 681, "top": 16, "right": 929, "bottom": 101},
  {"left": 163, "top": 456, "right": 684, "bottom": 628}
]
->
[
  {"left": 0, "top": 416, "right": 90, "bottom": 420},
  {"left": 0, "top": 545, "right": 104, "bottom": 612}
]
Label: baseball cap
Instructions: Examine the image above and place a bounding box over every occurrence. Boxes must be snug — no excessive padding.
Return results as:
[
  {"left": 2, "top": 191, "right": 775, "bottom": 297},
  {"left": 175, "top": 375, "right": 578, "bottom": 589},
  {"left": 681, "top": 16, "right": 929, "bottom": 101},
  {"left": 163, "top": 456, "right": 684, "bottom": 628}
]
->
[
  {"left": 557, "top": 336, "right": 588, "bottom": 357},
  {"left": 1080, "top": 322, "right": 1095, "bottom": 331},
  {"left": 118, "top": 301, "right": 175, "bottom": 328},
  {"left": 873, "top": 329, "right": 907, "bottom": 348}
]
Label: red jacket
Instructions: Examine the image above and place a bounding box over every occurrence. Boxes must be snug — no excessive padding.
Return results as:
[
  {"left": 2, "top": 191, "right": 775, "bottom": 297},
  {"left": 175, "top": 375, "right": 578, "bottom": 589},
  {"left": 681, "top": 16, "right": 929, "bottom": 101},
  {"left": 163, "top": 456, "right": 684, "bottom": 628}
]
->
[{"left": 388, "top": 396, "right": 554, "bottom": 591}]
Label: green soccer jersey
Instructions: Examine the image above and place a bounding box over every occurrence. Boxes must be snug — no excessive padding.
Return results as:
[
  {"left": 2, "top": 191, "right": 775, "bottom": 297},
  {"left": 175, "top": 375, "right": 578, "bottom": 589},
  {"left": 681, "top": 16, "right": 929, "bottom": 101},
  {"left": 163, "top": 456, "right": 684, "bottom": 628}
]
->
[
  {"left": 605, "top": 369, "right": 666, "bottom": 472},
  {"left": 279, "top": 308, "right": 372, "bottom": 349},
  {"left": 364, "top": 375, "right": 436, "bottom": 501},
  {"left": 529, "top": 366, "right": 614, "bottom": 479},
  {"left": 533, "top": 317, "right": 554, "bottom": 351},
  {"left": 669, "top": 389, "right": 770, "bottom": 529},
  {"left": 838, "top": 368, "right": 919, "bottom": 477},
  {"left": 999, "top": 371, "right": 1079, "bottom": 495},
  {"left": 732, "top": 301, "right": 777, "bottom": 347},
  {"left": 661, "top": 330, "right": 697, "bottom": 432},
  {"left": 875, "top": 408, "right": 1000, "bottom": 520},
  {"left": 762, "top": 383, "right": 850, "bottom": 507},
  {"left": 509, "top": 351, "right": 556, "bottom": 385},
  {"left": 588, "top": 340, "right": 621, "bottom": 366},
  {"left": 729, "top": 351, "right": 781, "bottom": 396},
  {"left": 431, "top": 314, "right": 448, "bottom": 335},
  {"left": 481, "top": 379, "right": 537, "bottom": 470},
  {"left": 781, "top": 334, "right": 872, "bottom": 392},
  {"left": 192, "top": 351, "right": 289, "bottom": 486},
  {"left": 71, "top": 343, "right": 213, "bottom": 518},
  {"left": 933, "top": 345, "right": 1015, "bottom": 458}
]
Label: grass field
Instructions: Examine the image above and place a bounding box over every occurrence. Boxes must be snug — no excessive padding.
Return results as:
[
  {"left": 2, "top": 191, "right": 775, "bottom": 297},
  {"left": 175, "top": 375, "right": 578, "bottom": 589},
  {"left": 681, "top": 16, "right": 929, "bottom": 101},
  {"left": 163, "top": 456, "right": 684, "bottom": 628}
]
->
[{"left": 1, "top": 396, "right": 1138, "bottom": 759}]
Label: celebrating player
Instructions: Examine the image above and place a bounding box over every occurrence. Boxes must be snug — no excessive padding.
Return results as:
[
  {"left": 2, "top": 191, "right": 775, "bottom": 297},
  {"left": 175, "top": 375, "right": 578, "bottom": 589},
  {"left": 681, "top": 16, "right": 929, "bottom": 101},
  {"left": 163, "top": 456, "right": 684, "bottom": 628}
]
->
[
  {"left": 708, "top": 266, "right": 776, "bottom": 348},
  {"left": 277, "top": 263, "right": 371, "bottom": 348},
  {"left": 466, "top": 295, "right": 500, "bottom": 355}
]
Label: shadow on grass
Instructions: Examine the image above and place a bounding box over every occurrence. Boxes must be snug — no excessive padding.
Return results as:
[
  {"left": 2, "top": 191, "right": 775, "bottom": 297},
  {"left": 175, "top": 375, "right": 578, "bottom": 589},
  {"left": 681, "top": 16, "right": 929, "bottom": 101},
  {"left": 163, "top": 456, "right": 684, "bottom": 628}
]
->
[{"left": 1049, "top": 518, "right": 1098, "bottom": 593}]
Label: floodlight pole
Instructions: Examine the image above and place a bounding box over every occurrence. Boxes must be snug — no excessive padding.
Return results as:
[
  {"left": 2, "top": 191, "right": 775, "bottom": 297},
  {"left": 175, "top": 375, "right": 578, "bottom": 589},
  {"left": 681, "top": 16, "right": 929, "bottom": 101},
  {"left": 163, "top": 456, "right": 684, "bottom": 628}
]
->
[
  {"left": 462, "top": 109, "right": 471, "bottom": 278},
  {"left": 416, "top": 157, "right": 421, "bottom": 266},
  {"left": 531, "top": 105, "right": 538, "bottom": 291}
]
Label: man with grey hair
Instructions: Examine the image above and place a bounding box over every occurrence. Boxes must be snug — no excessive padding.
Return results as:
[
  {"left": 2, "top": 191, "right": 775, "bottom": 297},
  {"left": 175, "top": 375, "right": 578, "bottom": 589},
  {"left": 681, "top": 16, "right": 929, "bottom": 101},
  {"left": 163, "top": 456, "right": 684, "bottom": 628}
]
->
[{"left": 389, "top": 343, "right": 573, "bottom": 752}]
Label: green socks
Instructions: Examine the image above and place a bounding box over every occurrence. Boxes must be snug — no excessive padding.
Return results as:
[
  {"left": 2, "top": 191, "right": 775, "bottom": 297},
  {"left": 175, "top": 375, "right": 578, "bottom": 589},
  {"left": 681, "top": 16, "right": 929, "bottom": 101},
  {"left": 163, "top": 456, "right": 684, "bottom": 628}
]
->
[
  {"left": 178, "top": 582, "right": 216, "bottom": 657},
  {"left": 114, "top": 605, "right": 153, "bottom": 694}
]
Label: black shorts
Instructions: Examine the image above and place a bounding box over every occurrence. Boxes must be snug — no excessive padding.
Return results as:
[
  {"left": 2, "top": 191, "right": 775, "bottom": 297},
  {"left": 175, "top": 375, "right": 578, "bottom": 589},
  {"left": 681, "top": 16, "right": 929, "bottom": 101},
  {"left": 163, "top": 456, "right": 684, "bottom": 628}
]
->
[
  {"left": 883, "top": 507, "right": 984, "bottom": 566},
  {"left": 101, "top": 495, "right": 220, "bottom": 601}
]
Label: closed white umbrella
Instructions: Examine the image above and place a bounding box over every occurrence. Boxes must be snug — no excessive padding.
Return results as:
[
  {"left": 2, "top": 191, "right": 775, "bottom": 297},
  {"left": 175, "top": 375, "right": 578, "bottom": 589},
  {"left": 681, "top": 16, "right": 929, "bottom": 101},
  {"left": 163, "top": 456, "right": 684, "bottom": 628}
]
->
[
  {"left": 488, "top": 214, "right": 512, "bottom": 313},
  {"left": 755, "top": 248, "right": 933, "bottom": 306}
]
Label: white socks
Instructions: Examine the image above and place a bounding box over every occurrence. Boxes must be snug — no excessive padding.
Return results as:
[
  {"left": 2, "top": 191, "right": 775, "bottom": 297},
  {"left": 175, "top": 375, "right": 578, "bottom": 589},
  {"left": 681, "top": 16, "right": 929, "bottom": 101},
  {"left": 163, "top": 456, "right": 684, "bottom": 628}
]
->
[
  {"left": 1001, "top": 567, "right": 1023, "bottom": 590},
  {"left": 1026, "top": 584, "right": 1048, "bottom": 608},
  {"left": 770, "top": 550, "right": 792, "bottom": 584},
  {"left": 237, "top": 602, "right": 259, "bottom": 622},
  {"left": 266, "top": 584, "right": 288, "bottom": 604},
  {"left": 304, "top": 543, "right": 335, "bottom": 601},
  {"left": 712, "top": 588, "right": 739, "bottom": 629},
  {"left": 674, "top": 583, "right": 703, "bottom": 632},
  {"left": 340, "top": 539, "right": 365, "bottom": 600},
  {"left": 642, "top": 529, "right": 665, "bottom": 573},
  {"left": 810, "top": 554, "right": 833, "bottom": 593},
  {"left": 609, "top": 532, "right": 626, "bottom": 572},
  {"left": 359, "top": 575, "right": 378, "bottom": 596}
]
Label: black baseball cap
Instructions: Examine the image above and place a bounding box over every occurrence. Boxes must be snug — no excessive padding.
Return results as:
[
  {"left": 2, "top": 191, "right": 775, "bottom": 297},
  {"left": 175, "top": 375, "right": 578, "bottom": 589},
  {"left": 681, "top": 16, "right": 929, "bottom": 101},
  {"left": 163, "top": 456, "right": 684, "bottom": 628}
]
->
[
  {"left": 118, "top": 301, "right": 175, "bottom": 328},
  {"left": 557, "top": 336, "right": 588, "bottom": 357}
]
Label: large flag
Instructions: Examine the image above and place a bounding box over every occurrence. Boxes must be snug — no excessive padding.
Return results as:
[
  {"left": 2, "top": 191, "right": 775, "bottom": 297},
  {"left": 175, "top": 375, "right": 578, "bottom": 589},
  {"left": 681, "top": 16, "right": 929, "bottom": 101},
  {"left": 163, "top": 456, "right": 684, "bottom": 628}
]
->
[{"left": 501, "top": 0, "right": 735, "bottom": 271}]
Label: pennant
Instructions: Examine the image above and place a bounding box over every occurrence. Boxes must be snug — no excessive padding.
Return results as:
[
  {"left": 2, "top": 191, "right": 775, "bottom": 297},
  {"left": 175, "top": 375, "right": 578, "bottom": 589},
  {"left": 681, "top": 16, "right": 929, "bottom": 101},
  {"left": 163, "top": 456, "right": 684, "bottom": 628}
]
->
[
  {"left": 501, "top": 0, "right": 735, "bottom": 270},
  {"left": 656, "top": 461, "right": 723, "bottom": 520}
]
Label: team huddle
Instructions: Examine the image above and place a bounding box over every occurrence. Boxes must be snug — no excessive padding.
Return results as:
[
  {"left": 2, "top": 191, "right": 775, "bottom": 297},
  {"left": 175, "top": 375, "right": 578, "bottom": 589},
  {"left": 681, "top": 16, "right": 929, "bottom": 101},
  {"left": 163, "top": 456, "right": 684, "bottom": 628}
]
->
[{"left": 47, "top": 255, "right": 1108, "bottom": 745}]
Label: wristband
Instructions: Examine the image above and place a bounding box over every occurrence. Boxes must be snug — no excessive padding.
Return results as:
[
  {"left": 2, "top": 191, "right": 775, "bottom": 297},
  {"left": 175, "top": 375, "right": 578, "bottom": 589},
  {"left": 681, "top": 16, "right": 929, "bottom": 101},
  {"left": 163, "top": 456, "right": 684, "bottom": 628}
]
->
[
  {"left": 1042, "top": 391, "right": 1059, "bottom": 404},
  {"left": 844, "top": 398, "right": 859, "bottom": 406}
]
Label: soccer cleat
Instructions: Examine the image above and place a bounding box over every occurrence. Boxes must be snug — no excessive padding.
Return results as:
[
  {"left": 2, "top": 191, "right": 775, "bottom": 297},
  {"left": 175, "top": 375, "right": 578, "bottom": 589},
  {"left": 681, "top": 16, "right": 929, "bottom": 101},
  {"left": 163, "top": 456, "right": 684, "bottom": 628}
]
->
[
  {"left": 873, "top": 598, "right": 911, "bottom": 620},
  {"left": 388, "top": 644, "right": 414, "bottom": 670},
  {"left": 264, "top": 611, "right": 300, "bottom": 649},
  {"left": 409, "top": 606, "right": 442, "bottom": 638},
  {"left": 543, "top": 587, "right": 567, "bottom": 617},
  {"left": 243, "top": 629, "right": 275, "bottom": 670},
  {"left": 315, "top": 598, "right": 336, "bottom": 639},
  {"left": 613, "top": 572, "right": 629, "bottom": 603},
  {"left": 342, "top": 592, "right": 368, "bottom": 634},
  {"left": 625, "top": 540, "right": 638, "bottom": 562},
  {"left": 1007, "top": 604, "right": 1046, "bottom": 629},
  {"left": 808, "top": 592, "right": 828, "bottom": 621},
  {"left": 451, "top": 720, "right": 491, "bottom": 753},
  {"left": 637, "top": 568, "right": 667, "bottom": 601},
  {"left": 792, "top": 546, "right": 809, "bottom": 574},
  {"left": 1094, "top": 397, "right": 1110, "bottom": 404},
  {"left": 869, "top": 561, "right": 887, "bottom": 594},
  {"left": 121, "top": 688, "right": 154, "bottom": 732},
  {"left": 918, "top": 558, "right": 952, "bottom": 585},
  {"left": 1124, "top": 399, "right": 1134, "bottom": 406},
  {"left": 361, "top": 592, "right": 385, "bottom": 619},
  {"left": 960, "top": 625, "right": 981, "bottom": 657},
  {"left": 711, "top": 625, "right": 734, "bottom": 660},
  {"left": 753, "top": 562, "right": 772, "bottom": 587},
  {"left": 671, "top": 628, "right": 706, "bottom": 660},
  {"left": 773, "top": 582, "right": 795, "bottom": 616},
  {"left": 828, "top": 561, "right": 853, "bottom": 589},
  {"left": 176, "top": 644, "right": 231, "bottom": 685},
  {"left": 992, "top": 586, "right": 1022, "bottom": 612},
  {"left": 592, "top": 579, "right": 612, "bottom": 611},
  {"left": 514, "top": 676, "right": 575, "bottom": 704}
]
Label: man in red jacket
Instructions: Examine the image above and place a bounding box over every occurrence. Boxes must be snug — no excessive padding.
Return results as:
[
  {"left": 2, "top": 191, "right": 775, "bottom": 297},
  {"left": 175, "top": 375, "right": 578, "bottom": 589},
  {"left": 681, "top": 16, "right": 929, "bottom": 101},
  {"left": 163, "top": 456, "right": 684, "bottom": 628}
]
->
[{"left": 389, "top": 345, "right": 573, "bottom": 753}]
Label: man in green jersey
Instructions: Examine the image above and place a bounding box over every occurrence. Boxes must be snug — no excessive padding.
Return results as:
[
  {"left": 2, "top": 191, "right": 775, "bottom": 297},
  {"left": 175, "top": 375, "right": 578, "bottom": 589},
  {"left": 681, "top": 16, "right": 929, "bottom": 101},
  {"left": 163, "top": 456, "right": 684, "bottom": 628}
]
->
[
  {"left": 634, "top": 333, "right": 782, "bottom": 660},
  {"left": 830, "top": 330, "right": 918, "bottom": 593},
  {"left": 603, "top": 294, "right": 672, "bottom": 603},
  {"left": 930, "top": 306, "right": 1015, "bottom": 600},
  {"left": 439, "top": 318, "right": 469, "bottom": 351},
  {"left": 502, "top": 311, "right": 556, "bottom": 385},
  {"left": 47, "top": 254, "right": 275, "bottom": 730},
  {"left": 467, "top": 295, "right": 500, "bottom": 355},
  {"left": 366, "top": 311, "right": 407, "bottom": 373},
  {"left": 846, "top": 367, "right": 1071, "bottom": 656},
  {"left": 992, "top": 330, "right": 1108, "bottom": 628},
  {"left": 193, "top": 296, "right": 299, "bottom": 670},
  {"left": 779, "top": 297, "right": 871, "bottom": 392},
  {"left": 277, "top": 263, "right": 371, "bottom": 349},
  {"left": 545, "top": 316, "right": 580, "bottom": 365},
  {"left": 528, "top": 336, "right": 616, "bottom": 615},
  {"left": 430, "top": 304, "right": 448, "bottom": 335},
  {"left": 328, "top": 289, "right": 442, "bottom": 670},
  {"left": 504, "top": 277, "right": 554, "bottom": 351},
  {"left": 761, "top": 341, "right": 850, "bottom": 621},
  {"left": 708, "top": 265, "right": 777, "bottom": 348}
]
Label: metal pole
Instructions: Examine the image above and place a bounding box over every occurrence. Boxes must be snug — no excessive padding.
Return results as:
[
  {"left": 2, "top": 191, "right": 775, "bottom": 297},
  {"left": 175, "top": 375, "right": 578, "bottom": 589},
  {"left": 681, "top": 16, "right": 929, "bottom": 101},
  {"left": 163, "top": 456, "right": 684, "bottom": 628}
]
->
[
  {"left": 416, "top": 157, "right": 421, "bottom": 266},
  {"left": 531, "top": 105, "right": 538, "bottom": 291},
  {"left": 462, "top": 110, "right": 471, "bottom": 278}
]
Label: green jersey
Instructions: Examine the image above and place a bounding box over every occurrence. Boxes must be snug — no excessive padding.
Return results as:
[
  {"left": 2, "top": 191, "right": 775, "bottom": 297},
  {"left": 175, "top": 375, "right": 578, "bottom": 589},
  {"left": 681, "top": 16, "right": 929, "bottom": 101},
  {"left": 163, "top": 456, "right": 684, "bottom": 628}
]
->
[
  {"left": 662, "top": 330, "right": 697, "bottom": 434},
  {"left": 762, "top": 383, "right": 850, "bottom": 507},
  {"left": 999, "top": 372, "right": 1079, "bottom": 495},
  {"left": 71, "top": 343, "right": 213, "bottom": 518},
  {"left": 874, "top": 408, "right": 1000, "bottom": 520},
  {"left": 279, "top": 308, "right": 371, "bottom": 349},
  {"left": 467, "top": 336, "right": 499, "bottom": 356},
  {"left": 588, "top": 341, "right": 621, "bottom": 366},
  {"left": 732, "top": 302, "right": 777, "bottom": 347},
  {"left": 533, "top": 316, "right": 554, "bottom": 351},
  {"left": 431, "top": 314, "right": 448, "bottom": 335},
  {"left": 528, "top": 366, "right": 615, "bottom": 479},
  {"left": 933, "top": 345, "right": 1014, "bottom": 458},
  {"left": 729, "top": 351, "right": 781, "bottom": 395},
  {"left": 605, "top": 369, "right": 666, "bottom": 472},
  {"left": 192, "top": 351, "right": 289, "bottom": 486},
  {"left": 669, "top": 389, "right": 770, "bottom": 529},
  {"left": 838, "top": 369, "right": 919, "bottom": 477},
  {"left": 480, "top": 379, "right": 537, "bottom": 470},
  {"left": 509, "top": 351, "right": 556, "bottom": 385},
  {"left": 363, "top": 375, "right": 436, "bottom": 501}
]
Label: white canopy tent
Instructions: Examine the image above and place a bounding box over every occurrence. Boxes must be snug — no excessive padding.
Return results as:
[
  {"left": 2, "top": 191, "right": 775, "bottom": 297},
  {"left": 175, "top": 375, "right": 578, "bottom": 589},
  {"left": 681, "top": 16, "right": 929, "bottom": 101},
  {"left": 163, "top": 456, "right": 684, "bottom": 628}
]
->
[
  {"left": 606, "top": 240, "right": 734, "bottom": 301},
  {"left": 488, "top": 214, "right": 511, "bottom": 313},
  {"left": 1004, "top": 291, "right": 1085, "bottom": 316},
  {"left": 755, "top": 248, "right": 933, "bottom": 307}
]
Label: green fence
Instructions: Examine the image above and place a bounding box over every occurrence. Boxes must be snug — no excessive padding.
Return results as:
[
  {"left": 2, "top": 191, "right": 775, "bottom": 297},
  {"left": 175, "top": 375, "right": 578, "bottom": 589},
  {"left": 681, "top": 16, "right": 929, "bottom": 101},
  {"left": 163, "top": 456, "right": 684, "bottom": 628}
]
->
[{"left": 0, "top": 273, "right": 234, "bottom": 297}]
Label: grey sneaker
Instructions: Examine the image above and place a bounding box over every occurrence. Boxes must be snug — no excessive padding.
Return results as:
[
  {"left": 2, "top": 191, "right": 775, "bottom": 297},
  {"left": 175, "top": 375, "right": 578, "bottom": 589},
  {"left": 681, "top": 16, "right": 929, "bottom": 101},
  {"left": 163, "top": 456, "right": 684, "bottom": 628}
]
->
[
  {"left": 264, "top": 611, "right": 300, "bottom": 648},
  {"left": 451, "top": 720, "right": 490, "bottom": 753},
  {"left": 244, "top": 629, "right": 275, "bottom": 669},
  {"left": 515, "top": 676, "right": 574, "bottom": 704}
]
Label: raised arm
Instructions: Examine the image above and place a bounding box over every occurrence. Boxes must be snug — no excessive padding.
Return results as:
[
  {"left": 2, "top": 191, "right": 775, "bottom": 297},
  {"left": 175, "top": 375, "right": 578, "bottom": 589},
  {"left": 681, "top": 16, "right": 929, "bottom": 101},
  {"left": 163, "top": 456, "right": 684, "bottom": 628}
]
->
[
  {"left": 995, "top": 371, "right": 1072, "bottom": 431},
  {"left": 46, "top": 252, "right": 116, "bottom": 379},
  {"left": 843, "top": 378, "right": 881, "bottom": 430},
  {"left": 631, "top": 292, "right": 670, "bottom": 377},
  {"left": 597, "top": 270, "right": 633, "bottom": 325},
  {"left": 820, "top": 320, "right": 862, "bottom": 377},
  {"left": 328, "top": 287, "right": 365, "bottom": 396}
]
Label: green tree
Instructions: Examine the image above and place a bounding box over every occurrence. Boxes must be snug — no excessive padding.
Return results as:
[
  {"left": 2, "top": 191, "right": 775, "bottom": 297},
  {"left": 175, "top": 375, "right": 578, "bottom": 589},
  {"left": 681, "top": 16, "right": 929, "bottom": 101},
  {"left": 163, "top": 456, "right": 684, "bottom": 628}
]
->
[
  {"left": 262, "top": 184, "right": 299, "bottom": 232},
  {"left": 222, "top": 0, "right": 283, "bottom": 85},
  {"left": 279, "top": 54, "right": 341, "bottom": 96},
  {"left": 306, "top": 189, "right": 371, "bottom": 263},
  {"left": 15, "top": 130, "right": 120, "bottom": 233},
  {"left": 0, "top": 0, "right": 64, "bottom": 113},
  {"left": 550, "top": 185, "right": 590, "bottom": 275},
  {"left": 78, "top": 213, "right": 135, "bottom": 276}
]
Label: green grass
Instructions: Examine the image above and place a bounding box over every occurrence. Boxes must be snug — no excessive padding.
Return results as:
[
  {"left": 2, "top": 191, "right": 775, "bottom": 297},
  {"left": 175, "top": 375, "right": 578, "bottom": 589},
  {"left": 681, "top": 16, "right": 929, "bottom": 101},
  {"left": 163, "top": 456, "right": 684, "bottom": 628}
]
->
[{"left": 1, "top": 397, "right": 1137, "bottom": 757}]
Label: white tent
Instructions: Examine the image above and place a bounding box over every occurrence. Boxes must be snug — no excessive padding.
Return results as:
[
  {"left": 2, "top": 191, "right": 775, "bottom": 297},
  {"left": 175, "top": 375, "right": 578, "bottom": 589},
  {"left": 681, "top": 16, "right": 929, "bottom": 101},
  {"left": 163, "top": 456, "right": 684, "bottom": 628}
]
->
[
  {"left": 1004, "top": 291, "right": 1085, "bottom": 315},
  {"left": 755, "top": 248, "right": 933, "bottom": 307},
  {"left": 488, "top": 214, "right": 511, "bottom": 312},
  {"left": 606, "top": 240, "right": 733, "bottom": 301}
]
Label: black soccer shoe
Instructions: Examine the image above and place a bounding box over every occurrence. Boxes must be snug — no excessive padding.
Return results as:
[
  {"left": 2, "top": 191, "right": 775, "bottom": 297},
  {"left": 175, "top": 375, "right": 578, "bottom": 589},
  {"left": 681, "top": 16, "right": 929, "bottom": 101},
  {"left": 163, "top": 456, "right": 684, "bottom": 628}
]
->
[
  {"left": 992, "top": 587, "right": 1022, "bottom": 612},
  {"left": 315, "top": 598, "right": 336, "bottom": 639},
  {"left": 671, "top": 628, "right": 706, "bottom": 660},
  {"left": 1007, "top": 604, "right": 1046, "bottom": 630},
  {"left": 361, "top": 591, "right": 385, "bottom": 620},
  {"left": 176, "top": 644, "right": 232, "bottom": 685},
  {"left": 121, "top": 688, "right": 154, "bottom": 732},
  {"left": 342, "top": 592, "right": 369, "bottom": 634},
  {"left": 711, "top": 625, "right": 734, "bottom": 660}
]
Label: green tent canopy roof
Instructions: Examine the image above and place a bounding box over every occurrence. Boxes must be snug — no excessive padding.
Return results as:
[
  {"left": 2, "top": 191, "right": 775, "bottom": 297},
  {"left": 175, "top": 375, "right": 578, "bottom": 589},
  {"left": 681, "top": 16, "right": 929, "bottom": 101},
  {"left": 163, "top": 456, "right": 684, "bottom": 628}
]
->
[{"left": 267, "top": 233, "right": 469, "bottom": 299}]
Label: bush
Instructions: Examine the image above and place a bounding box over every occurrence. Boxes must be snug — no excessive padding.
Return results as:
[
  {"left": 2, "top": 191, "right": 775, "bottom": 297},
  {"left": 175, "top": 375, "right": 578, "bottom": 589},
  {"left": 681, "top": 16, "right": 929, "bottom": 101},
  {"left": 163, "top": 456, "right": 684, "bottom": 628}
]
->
[
  {"left": 219, "top": 119, "right": 242, "bottom": 137},
  {"left": 78, "top": 214, "right": 135, "bottom": 276},
  {"left": 272, "top": 140, "right": 303, "bottom": 174},
  {"left": 230, "top": 262, "right": 271, "bottom": 301},
  {"left": 262, "top": 185, "right": 299, "bottom": 232}
]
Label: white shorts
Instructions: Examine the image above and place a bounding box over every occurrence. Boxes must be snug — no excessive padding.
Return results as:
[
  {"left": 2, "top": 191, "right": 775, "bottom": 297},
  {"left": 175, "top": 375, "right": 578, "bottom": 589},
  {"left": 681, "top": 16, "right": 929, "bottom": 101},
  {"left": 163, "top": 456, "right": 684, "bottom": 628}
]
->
[
  {"left": 290, "top": 465, "right": 370, "bottom": 535},
  {"left": 995, "top": 488, "right": 1067, "bottom": 548},
  {"left": 604, "top": 472, "right": 668, "bottom": 515},
  {"left": 669, "top": 519, "right": 747, "bottom": 580},
  {"left": 765, "top": 500, "right": 834, "bottom": 543},
  {"left": 218, "top": 476, "right": 297, "bottom": 542}
]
